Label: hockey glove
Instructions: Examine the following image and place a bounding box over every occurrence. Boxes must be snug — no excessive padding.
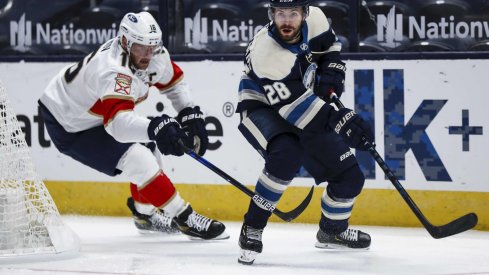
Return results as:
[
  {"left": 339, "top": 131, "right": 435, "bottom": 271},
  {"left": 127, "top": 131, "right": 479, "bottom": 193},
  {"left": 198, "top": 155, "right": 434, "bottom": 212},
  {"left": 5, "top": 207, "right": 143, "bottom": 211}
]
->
[
  {"left": 147, "top": 114, "right": 188, "bottom": 156},
  {"left": 176, "top": 106, "right": 209, "bottom": 156},
  {"left": 328, "top": 108, "right": 374, "bottom": 151},
  {"left": 314, "top": 61, "right": 346, "bottom": 102}
]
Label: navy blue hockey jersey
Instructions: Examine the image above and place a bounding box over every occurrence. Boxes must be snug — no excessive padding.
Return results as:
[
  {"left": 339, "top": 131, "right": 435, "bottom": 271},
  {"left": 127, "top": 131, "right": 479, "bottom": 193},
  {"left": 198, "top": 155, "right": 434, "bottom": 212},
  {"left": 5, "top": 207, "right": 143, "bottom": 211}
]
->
[{"left": 237, "top": 6, "right": 342, "bottom": 130}]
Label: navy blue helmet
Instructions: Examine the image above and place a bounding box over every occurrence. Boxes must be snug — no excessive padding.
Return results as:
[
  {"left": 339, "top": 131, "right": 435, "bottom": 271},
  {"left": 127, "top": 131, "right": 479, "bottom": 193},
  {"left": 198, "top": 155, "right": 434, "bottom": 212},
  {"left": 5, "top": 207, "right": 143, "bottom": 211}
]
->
[
  {"left": 268, "top": 0, "right": 310, "bottom": 21},
  {"left": 269, "top": 0, "right": 310, "bottom": 7}
]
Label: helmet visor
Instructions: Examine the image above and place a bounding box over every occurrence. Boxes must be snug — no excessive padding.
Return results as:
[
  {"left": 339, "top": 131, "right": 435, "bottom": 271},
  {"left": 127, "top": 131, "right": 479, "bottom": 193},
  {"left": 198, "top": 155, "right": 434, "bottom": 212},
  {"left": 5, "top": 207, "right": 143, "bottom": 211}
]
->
[{"left": 131, "top": 43, "right": 158, "bottom": 56}]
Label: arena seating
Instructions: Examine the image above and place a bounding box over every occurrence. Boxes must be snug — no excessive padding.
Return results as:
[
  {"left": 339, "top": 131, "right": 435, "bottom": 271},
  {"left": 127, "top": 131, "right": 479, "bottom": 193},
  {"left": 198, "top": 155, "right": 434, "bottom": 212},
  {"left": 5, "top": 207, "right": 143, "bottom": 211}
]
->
[
  {"left": 470, "top": 40, "right": 489, "bottom": 51},
  {"left": 249, "top": 1, "right": 271, "bottom": 27},
  {"left": 71, "top": 6, "right": 122, "bottom": 29},
  {"left": 417, "top": 0, "right": 471, "bottom": 20},
  {"left": 359, "top": 0, "right": 415, "bottom": 39},
  {"left": 98, "top": 0, "right": 141, "bottom": 16},
  {"left": 310, "top": 0, "right": 350, "bottom": 36},
  {"left": 0, "top": 0, "right": 487, "bottom": 55}
]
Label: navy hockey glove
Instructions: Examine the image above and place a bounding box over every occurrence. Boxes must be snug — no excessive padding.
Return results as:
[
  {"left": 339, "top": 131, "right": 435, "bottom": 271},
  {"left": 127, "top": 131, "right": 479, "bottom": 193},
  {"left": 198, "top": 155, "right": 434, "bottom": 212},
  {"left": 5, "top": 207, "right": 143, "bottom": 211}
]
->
[
  {"left": 328, "top": 108, "right": 374, "bottom": 151},
  {"left": 148, "top": 114, "right": 188, "bottom": 156},
  {"left": 176, "top": 106, "right": 209, "bottom": 156},
  {"left": 314, "top": 61, "right": 346, "bottom": 102}
]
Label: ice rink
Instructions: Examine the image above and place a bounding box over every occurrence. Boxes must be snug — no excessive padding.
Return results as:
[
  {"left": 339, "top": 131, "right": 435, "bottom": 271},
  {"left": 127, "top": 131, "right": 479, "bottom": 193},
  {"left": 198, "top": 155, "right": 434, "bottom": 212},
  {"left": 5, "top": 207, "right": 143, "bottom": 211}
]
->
[{"left": 1, "top": 216, "right": 488, "bottom": 275}]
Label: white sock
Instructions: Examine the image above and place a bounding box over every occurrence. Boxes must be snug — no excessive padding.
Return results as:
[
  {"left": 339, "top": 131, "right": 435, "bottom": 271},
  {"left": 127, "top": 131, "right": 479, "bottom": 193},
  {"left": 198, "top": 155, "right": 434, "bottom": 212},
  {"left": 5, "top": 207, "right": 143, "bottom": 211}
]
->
[
  {"left": 134, "top": 201, "right": 156, "bottom": 216},
  {"left": 162, "top": 193, "right": 186, "bottom": 218}
]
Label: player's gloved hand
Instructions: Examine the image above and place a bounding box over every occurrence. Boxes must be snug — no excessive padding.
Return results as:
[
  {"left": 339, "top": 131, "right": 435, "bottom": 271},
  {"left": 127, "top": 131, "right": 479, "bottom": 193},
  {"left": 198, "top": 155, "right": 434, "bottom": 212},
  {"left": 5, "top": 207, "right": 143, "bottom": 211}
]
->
[
  {"left": 314, "top": 61, "right": 346, "bottom": 102},
  {"left": 147, "top": 114, "right": 188, "bottom": 156},
  {"left": 328, "top": 108, "right": 374, "bottom": 151},
  {"left": 176, "top": 106, "right": 209, "bottom": 156}
]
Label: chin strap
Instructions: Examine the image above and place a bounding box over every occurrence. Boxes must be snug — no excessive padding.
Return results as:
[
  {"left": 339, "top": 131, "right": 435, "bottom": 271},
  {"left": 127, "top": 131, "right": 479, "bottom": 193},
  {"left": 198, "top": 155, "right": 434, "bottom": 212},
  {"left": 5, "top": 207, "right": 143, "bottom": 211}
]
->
[{"left": 133, "top": 68, "right": 149, "bottom": 82}]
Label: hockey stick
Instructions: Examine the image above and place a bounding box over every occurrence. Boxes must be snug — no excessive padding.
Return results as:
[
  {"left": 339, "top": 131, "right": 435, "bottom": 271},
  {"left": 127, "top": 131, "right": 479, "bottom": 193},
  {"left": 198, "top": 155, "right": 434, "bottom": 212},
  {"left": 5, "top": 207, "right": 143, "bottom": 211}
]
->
[
  {"left": 178, "top": 142, "right": 314, "bottom": 222},
  {"left": 330, "top": 94, "right": 478, "bottom": 239}
]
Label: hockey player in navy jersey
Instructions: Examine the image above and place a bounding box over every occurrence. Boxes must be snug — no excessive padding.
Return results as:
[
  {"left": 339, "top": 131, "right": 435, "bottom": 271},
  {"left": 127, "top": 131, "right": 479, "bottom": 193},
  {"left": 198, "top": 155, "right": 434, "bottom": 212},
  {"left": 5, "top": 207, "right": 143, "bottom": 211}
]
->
[
  {"left": 237, "top": 0, "right": 374, "bottom": 264},
  {"left": 39, "top": 12, "right": 228, "bottom": 240}
]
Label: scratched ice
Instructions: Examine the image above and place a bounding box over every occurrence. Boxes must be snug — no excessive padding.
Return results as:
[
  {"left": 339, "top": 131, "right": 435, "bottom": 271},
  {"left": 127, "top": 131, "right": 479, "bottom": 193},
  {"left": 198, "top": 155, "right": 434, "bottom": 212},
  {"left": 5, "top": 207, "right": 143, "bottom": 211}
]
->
[{"left": 1, "top": 216, "right": 488, "bottom": 275}]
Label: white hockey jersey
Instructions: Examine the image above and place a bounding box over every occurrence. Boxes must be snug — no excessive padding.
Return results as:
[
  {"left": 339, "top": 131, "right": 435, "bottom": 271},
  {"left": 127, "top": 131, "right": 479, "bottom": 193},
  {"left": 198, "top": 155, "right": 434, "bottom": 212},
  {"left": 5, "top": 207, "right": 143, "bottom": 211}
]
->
[{"left": 40, "top": 37, "right": 194, "bottom": 143}]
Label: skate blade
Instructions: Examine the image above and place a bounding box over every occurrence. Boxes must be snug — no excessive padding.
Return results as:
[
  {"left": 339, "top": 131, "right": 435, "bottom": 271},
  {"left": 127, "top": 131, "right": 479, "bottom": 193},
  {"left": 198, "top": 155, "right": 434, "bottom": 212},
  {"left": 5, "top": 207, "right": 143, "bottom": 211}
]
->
[
  {"left": 315, "top": 242, "right": 370, "bottom": 250},
  {"left": 187, "top": 231, "right": 230, "bottom": 241},
  {"left": 238, "top": 248, "right": 259, "bottom": 265},
  {"left": 137, "top": 229, "right": 181, "bottom": 235}
]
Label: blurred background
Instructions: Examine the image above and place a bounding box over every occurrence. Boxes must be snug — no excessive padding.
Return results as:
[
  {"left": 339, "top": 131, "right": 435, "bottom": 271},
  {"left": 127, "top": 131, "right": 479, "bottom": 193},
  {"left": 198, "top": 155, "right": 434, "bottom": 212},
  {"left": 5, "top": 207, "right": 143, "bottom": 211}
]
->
[
  {"left": 0, "top": 0, "right": 488, "bottom": 230},
  {"left": 2, "top": 0, "right": 489, "bottom": 58}
]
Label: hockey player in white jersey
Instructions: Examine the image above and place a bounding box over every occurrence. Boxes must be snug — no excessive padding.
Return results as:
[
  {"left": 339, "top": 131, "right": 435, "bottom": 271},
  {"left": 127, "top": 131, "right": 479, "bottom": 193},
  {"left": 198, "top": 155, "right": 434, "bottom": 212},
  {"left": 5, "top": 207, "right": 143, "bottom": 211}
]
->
[
  {"left": 236, "top": 0, "right": 374, "bottom": 264},
  {"left": 39, "top": 11, "right": 228, "bottom": 240}
]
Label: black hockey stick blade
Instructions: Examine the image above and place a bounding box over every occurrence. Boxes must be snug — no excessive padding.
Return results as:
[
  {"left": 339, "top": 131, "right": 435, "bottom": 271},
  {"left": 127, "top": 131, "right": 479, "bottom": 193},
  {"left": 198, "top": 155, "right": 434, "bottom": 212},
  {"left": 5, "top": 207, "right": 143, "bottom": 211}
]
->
[
  {"left": 179, "top": 141, "right": 314, "bottom": 222},
  {"left": 372, "top": 141, "right": 479, "bottom": 239},
  {"left": 428, "top": 213, "right": 478, "bottom": 239},
  {"left": 272, "top": 185, "right": 314, "bottom": 222},
  {"left": 329, "top": 95, "right": 479, "bottom": 238}
]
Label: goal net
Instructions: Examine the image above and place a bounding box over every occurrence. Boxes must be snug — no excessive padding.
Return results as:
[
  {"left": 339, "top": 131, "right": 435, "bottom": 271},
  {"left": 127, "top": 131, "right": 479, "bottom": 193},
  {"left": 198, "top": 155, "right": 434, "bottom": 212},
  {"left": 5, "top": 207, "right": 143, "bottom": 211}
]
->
[{"left": 0, "top": 81, "right": 79, "bottom": 258}]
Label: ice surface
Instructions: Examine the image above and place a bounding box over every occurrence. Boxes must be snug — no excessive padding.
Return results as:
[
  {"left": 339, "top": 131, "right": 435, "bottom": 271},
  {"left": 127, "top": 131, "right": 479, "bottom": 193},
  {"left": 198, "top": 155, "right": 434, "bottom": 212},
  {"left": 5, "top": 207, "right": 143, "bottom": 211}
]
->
[{"left": 1, "top": 216, "right": 488, "bottom": 275}]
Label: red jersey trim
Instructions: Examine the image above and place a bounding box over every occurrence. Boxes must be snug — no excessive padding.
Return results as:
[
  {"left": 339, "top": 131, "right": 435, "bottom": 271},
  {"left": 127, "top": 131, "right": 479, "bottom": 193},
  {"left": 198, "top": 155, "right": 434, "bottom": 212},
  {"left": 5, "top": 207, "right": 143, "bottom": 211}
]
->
[
  {"left": 89, "top": 99, "right": 104, "bottom": 117},
  {"left": 100, "top": 97, "right": 135, "bottom": 126},
  {"left": 153, "top": 61, "right": 184, "bottom": 92}
]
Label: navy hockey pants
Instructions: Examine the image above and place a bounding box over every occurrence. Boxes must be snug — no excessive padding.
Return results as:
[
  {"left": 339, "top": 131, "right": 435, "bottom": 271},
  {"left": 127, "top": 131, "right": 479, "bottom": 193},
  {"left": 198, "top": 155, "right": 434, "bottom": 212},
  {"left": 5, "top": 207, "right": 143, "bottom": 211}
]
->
[
  {"left": 39, "top": 101, "right": 132, "bottom": 176},
  {"left": 239, "top": 108, "right": 365, "bottom": 231}
]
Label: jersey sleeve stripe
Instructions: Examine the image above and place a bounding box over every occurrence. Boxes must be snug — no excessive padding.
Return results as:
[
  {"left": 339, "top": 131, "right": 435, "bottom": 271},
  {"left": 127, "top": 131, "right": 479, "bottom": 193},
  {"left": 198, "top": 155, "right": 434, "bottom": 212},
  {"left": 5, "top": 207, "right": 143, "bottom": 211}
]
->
[
  {"left": 101, "top": 97, "right": 135, "bottom": 126},
  {"left": 153, "top": 61, "right": 184, "bottom": 92},
  {"left": 283, "top": 95, "right": 316, "bottom": 124},
  {"left": 239, "top": 89, "right": 269, "bottom": 104},
  {"left": 278, "top": 90, "right": 326, "bottom": 129},
  {"left": 89, "top": 99, "right": 104, "bottom": 117},
  {"left": 153, "top": 75, "right": 183, "bottom": 92},
  {"left": 239, "top": 76, "right": 264, "bottom": 93},
  {"left": 278, "top": 89, "right": 314, "bottom": 118},
  {"left": 296, "top": 97, "right": 325, "bottom": 129}
]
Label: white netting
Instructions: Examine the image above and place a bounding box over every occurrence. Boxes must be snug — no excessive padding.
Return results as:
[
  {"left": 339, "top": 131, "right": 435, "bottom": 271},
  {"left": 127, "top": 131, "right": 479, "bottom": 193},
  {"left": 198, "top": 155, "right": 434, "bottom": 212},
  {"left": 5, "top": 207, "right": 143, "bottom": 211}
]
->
[{"left": 0, "top": 81, "right": 79, "bottom": 258}]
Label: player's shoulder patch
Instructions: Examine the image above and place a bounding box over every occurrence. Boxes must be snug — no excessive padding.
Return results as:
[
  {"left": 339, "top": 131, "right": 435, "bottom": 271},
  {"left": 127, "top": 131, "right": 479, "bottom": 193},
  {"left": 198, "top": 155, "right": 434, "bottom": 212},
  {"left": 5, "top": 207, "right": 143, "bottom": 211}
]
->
[
  {"left": 114, "top": 73, "right": 132, "bottom": 95},
  {"left": 306, "top": 6, "right": 331, "bottom": 39}
]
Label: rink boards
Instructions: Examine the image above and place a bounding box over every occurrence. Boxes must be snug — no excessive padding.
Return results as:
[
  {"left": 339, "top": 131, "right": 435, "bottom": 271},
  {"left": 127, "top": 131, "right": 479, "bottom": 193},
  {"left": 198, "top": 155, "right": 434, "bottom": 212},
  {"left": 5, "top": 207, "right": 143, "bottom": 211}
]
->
[
  {"left": 44, "top": 181, "right": 489, "bottom": 230},
  {"left": 1, "top": 59, "right": 488, "bottom": 230}
]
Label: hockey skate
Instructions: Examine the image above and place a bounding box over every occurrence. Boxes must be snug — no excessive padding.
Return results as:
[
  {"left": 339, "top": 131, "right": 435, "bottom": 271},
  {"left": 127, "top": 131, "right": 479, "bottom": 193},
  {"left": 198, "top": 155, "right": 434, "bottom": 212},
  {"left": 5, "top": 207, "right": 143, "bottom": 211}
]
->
[
  {"left": 238, "top": 224, "right": 263, "bottom": 265},
  {"left": 127, "top": 198, "right": 180, "bottom": 234},
  {"left": 173, "top": 204, "right": 229, "bottom": 240},
  {"left": 315, "top": 228, "right": 371, "bottom": 249}
]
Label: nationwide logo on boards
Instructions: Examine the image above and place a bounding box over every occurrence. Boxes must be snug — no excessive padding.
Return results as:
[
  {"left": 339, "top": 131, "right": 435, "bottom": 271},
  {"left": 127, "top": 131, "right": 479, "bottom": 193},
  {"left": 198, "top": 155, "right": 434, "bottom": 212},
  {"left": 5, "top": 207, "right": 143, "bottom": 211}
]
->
[
  {"left": 184, "top": 10, "right": 264, "bottom": 50},
  {"left": 377, "top": 6, "right": 489, "bottom": 48},
  {"left": 10, "top": 14, "right": 118, "bottom": 52}
]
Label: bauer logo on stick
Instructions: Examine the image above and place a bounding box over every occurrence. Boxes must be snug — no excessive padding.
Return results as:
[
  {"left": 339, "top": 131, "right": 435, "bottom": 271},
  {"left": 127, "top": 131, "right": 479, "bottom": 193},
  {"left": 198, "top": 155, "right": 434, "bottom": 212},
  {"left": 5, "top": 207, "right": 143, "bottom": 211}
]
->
[{"left": 252, "top": 195, "right": 276, "bottom": 212}]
